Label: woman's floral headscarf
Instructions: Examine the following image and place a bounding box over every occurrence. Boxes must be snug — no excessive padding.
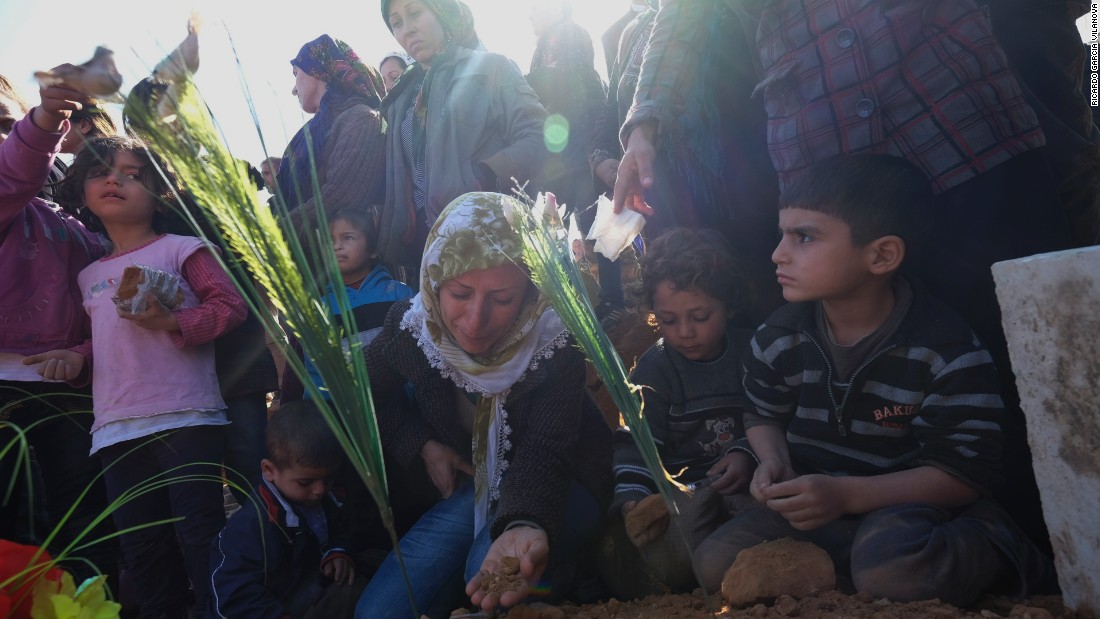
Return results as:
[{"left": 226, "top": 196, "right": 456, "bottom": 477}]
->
[
  {"left": 276, "top": 35, "right": 385, "bottom": 212},
  {"left": 400, "top": 192, "right": 567, "bottom": 534},
  {"left": 293, "top": 35, "right": 385, "bottom": 106}
]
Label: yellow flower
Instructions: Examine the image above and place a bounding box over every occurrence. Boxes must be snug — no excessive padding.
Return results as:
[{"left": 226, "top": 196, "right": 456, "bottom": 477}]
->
[{"left": 31, "top": 573, "right": 120, "bottom": 619}]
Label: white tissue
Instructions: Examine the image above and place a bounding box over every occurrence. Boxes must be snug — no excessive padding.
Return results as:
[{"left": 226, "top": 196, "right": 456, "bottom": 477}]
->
[{"left": 586, "top": 195, "right": 645, "bottom": 261}]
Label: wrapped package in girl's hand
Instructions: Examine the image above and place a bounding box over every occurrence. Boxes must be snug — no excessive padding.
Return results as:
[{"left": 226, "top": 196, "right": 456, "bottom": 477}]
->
[{"left": 113, "top": 265, "right": 185, "bottom": 314}]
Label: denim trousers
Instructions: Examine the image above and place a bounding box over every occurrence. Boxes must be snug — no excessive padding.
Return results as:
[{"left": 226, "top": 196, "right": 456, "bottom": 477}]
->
[
  {"left": 98, "top": 425, "right": 226, "bottom": 618},
  {"left": 0, "top": 380, "right": 117, "bottom": 584},
  {"left": 355, "top": 479, "right": 602, "bottom": 619},
  {"left": 694, "top": 499, "right": 1056, "bottom": 606}
]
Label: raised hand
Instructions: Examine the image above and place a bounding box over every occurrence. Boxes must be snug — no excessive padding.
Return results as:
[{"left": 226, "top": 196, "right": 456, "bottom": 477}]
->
[{"left": 31, "top": 84, "right": 90, "bottom": 133}]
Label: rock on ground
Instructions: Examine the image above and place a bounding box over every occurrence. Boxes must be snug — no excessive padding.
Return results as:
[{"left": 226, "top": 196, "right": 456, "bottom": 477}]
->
[{"left": 721, "top": 538, "right": 836, "bottom": 607}]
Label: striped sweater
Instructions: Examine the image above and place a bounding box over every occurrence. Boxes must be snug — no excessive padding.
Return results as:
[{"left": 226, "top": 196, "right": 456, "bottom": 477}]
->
[
  {"left": 612, "top": 328, "right": 755, "bottom": 515},
  {"left": 742, "top": 289, "right": 1003, "bottom": 491}
]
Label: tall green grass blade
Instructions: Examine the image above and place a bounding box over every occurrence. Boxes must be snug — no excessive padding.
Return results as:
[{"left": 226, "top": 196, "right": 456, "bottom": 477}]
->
[
  {"left": 123, "top": 68, "right": 414, "bottom": 610},
  {"left": 511, "top": 194, "right": 686, "bottom": 506}
]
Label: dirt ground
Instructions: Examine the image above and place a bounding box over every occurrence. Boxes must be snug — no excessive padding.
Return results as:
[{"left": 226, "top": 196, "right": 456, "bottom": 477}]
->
[{"left": 516, "top": 591, "right": 1078, "bottom": 619}]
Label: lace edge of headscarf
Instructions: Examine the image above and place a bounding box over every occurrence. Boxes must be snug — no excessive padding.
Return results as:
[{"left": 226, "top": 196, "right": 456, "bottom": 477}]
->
[
  {"left": 400, "top": 307, "right": 569, "bottom": 505},
  {"left": 400, "top": 305, "right": 570, "bottom": 397}
]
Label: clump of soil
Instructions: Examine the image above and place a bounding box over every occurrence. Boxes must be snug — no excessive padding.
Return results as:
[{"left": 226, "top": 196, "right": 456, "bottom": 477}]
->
[
  {"left": 623, "top": 494, "right": 669, "bottom": 542},
  {"left": 722, "top": 538, "right": 836, "bottom": 607},
  {"left": 478, "top": 556, "right": 524, "bottom": 597},
  {"left": 547, "top": 591, "right": 1079, "bottom": 619},
  {"left": 506, "top": 602, "right": 567, "bottom": 618}
]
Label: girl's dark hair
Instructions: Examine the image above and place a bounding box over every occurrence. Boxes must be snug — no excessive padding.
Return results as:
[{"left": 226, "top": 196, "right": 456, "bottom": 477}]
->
[
  {"left": 266, "top": 400, "right": 344, "bottom": 471},
  {"left": 630, "top": 227, "right": 755, "bottom": 319},
  {"left": 329, "top": 208, "right": 379, "bottom": 251},
  {"left": 56, "top": 135, "right": 184, "bottom": 235}
]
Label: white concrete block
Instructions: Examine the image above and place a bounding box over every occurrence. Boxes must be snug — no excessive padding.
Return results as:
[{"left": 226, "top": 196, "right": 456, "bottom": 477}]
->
[{"left": 992, "top": 246, "right": 1100, "bottom": 615}]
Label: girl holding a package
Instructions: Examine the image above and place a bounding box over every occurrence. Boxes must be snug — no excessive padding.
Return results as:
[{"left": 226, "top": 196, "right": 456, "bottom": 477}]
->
[{"left": 26, "top": 135, "right": 246, "bottom": 619}]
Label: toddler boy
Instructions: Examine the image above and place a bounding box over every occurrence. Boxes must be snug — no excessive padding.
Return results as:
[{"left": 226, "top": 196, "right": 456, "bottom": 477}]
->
[{"left": 210, "top": 401, "right": 363, "bottom": 618}]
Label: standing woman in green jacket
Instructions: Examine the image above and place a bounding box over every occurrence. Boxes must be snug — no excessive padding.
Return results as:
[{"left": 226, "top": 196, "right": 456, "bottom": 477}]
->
[{"left": 377, "top": 0, "right": 549, "bottom": 280}]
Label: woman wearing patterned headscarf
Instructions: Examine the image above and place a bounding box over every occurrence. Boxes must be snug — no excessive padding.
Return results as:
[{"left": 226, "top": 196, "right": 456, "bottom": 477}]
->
[
  {"left": 276, "top": 35, "right": 386, "bottom": 235},
  {"left": 354, "top": 192, "right": 611, "bottom": 617},
  {"left": 377, "top": 0, "right": 550, "bottom": 283}
]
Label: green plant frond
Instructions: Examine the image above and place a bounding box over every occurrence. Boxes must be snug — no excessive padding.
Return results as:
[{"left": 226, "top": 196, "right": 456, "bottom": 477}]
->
[
  {"left": 510, "top": 195, "right": 687, "bottom": 510},
  {"left": 0, "top": 421, "right": 35, "bottom": 530},
  {"left": 123, "top": 73, "right": 400, "bottom": 582}
]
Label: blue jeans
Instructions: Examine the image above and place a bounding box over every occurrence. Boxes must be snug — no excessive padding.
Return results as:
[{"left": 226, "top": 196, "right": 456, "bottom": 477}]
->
[
  {"left": 355, "top": 480, "right": 602, "bottom": 619},
  {"left": 221, "top": 394, "right": 267, "bottom": 505},
  {"left": 99, "top": 425, "right": 226, "bottom": 618}
]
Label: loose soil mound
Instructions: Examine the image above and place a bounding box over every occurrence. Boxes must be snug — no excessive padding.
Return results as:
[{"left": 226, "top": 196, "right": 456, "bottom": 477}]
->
[{"left": 533, "top": 591, "right": 1077, "bottom": 619}]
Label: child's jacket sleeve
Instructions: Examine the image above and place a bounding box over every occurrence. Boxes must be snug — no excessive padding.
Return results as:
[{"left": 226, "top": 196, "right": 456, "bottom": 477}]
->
[
  {"left": 171, "top": 248, "right": 248, "bottom": 348},
  {"left": 611, "top": 348, "right": 676, "bottom": 517},
  {"left": 0, "top": 114, "right": 64, "bottom": 232}
]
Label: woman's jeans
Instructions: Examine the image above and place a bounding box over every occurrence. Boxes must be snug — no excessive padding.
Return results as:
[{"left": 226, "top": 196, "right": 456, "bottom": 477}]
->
[{"left": 355, "top": 479, "right": 602, "bottom": 619}]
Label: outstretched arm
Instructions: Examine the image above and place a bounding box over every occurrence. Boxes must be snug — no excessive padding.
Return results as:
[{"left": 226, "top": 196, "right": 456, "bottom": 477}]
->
[
  {"left": 612, "top": 121, "right": 657, "bottom": 216},
  {"left": 614, "top": 0, "right": 714, "bottom": 214},
  {"left": 1, "top": 85, "right": 86, "bottom": 231}
]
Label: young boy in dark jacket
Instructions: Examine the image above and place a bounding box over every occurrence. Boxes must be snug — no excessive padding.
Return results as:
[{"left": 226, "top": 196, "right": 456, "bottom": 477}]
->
[
  {"left": 694, "top": 155, "right": 1057, "bottom": 605},
  {"left": 209, "top": 401, "right": 363, "bottom": 618}
]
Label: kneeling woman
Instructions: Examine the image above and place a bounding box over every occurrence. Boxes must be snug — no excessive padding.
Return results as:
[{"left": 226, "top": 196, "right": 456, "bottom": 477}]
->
[{"left": 356, "top": 193, "right": 611, "bottom": 618}]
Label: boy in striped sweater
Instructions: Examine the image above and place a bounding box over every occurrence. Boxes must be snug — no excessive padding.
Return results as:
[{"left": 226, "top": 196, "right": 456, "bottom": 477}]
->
[{"left": 694, "top": 155, "right": 1056, "bottom": 605}]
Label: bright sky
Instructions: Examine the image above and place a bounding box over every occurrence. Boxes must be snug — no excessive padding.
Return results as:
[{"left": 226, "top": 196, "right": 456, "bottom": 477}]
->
[{"left": 0, "top": 0, "right": 628, "bottom": 167}]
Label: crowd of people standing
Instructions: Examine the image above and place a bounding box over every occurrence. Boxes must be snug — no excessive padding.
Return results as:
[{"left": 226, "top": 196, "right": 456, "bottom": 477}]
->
[{"left": 1, "top": 0, "right": 1097, "bottom": 618}]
